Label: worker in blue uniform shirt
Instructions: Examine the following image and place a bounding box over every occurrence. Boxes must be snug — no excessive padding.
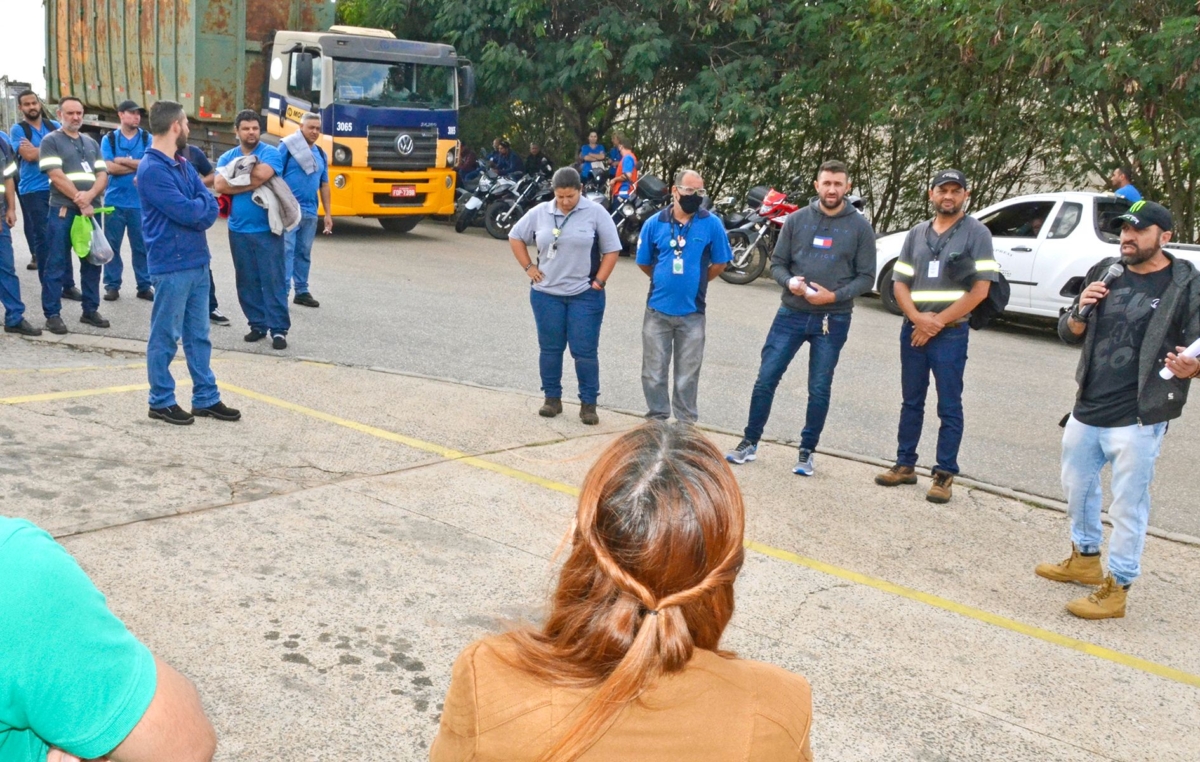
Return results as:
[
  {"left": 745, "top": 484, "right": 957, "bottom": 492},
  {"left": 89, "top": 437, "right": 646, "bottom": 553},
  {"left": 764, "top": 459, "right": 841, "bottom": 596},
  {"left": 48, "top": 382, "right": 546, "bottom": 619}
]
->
[
  {"left": 100, "top": 100, "right": 154, "bottom": 302},
  {"left": 0, "top": 132, "right": 42, "bottom": 335},
  {"left": 279, "top": 112, "right": 331, "bottom": 308},
  {"left": 636, "top": 168, "right": 732, "bottom": 424},
  {"left": 10, "top": 90, "right": 76, "bottom": 296}
]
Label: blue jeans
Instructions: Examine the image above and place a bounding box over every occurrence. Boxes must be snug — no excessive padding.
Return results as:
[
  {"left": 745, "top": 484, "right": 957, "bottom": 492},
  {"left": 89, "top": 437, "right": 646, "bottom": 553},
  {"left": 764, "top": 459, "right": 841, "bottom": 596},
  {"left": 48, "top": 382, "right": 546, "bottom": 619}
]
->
[
  {"left": 102, "top": 205, "right": 151, "bottom": 292},
  {"left": 147, "top": 265, "right": 220, "bottom": 409},
  {"left": 529, "top": 287, "right": 605, "bottom": 404},
  {"left": 284, "top": 214, "right": 318, "bottom": 296},
  {"left": 1062, "top": 416, "right": 1167, "bottom": 586},
  {"left": 896, "top": 321, "right": 969, "bottom": 474},
  {"left": 42, "top": 207, "right": 101, "bottom": 317},
  {"left": 0, "top": 220, "right": 27, "bottom": 326},
  {"left": 743, "top": 307, "right": 851, "bottom": 450},
  {"left": 229, "top": 230, "right": 289, "bottom": 335},
  {"left": 23, "top": 191, "right": 76, "bottom": 291}
]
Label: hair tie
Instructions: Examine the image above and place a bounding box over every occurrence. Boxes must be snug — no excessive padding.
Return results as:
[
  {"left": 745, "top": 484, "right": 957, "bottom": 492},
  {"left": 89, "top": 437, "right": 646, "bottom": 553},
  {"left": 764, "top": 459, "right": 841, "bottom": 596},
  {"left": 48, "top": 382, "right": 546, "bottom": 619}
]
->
[{"left": 646, "top": 609, "right": 659, "bottom": 616}]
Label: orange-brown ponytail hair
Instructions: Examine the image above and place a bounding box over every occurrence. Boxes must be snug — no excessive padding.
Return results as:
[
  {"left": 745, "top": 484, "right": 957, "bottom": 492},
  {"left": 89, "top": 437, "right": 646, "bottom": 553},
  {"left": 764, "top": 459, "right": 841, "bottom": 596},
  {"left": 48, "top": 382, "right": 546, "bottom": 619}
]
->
[{"left": 504, "top": 422, "right": 746, "bottom": 761}]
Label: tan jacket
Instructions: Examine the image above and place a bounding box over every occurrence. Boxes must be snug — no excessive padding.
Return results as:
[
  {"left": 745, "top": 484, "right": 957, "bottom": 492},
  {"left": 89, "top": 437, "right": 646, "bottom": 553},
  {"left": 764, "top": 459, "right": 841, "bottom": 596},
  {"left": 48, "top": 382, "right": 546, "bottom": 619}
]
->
[{"left": 431, "top": 635, "right": 813, "bottom": 761}]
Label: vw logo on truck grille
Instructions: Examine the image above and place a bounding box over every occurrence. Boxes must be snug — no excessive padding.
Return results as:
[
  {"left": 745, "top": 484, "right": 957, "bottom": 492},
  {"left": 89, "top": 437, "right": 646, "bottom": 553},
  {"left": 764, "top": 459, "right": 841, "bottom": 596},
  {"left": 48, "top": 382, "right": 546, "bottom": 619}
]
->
[{"left": 395, "top": 134, "right": 415, "bottom": 155}]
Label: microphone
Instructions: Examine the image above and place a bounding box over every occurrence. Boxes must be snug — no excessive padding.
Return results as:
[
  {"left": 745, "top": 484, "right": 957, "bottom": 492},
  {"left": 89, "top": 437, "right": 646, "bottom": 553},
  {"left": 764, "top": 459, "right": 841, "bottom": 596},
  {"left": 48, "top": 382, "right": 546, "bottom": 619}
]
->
[{"left": 1076, "top": 263, "right": 1124, "bottom": 319}]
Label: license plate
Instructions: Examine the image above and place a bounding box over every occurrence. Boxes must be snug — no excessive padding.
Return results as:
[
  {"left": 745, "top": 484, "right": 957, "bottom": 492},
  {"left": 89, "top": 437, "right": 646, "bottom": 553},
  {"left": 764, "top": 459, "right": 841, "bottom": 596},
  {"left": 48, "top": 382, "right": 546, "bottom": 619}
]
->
[
  {"left": 390, "top": 185, "right": 416, "bottom": 198},
  {"left": 465, "top": 196, "right": 484, "bottom": 210}
]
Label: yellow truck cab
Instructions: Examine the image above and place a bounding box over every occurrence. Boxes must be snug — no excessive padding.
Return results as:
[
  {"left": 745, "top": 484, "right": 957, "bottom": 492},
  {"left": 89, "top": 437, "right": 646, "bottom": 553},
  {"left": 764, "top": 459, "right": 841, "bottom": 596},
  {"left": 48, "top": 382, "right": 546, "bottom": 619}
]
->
[{"left": 266, "top": 26, "right": 473, "bottom": 232}]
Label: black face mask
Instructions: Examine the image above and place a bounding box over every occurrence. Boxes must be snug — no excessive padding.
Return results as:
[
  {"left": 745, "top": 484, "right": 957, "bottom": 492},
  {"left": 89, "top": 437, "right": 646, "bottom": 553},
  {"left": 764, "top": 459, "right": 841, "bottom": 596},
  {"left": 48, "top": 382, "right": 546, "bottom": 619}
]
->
[{"left": 677, "top": 193, "right": 703, "bottom": 215}]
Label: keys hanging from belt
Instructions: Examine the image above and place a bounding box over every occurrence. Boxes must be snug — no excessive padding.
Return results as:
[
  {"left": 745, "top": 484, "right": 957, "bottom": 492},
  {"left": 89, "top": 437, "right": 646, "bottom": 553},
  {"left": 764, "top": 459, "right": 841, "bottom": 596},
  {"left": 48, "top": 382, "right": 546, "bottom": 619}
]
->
[{"left": 822, "top": 314, "right": 829, "bottom": 335}]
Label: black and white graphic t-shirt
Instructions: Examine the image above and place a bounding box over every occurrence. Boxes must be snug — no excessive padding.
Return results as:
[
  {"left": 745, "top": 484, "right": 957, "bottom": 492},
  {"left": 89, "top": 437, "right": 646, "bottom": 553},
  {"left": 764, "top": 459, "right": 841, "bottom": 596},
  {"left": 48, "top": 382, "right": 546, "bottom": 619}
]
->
[{"left": 1074, "top": 266, "right": 1174, "bottom": 427}]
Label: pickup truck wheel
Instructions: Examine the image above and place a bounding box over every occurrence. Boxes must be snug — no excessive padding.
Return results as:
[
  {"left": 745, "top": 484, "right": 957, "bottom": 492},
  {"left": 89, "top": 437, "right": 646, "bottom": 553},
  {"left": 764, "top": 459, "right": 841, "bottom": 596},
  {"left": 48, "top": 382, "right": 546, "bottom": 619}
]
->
[
  {"left": 379, "top": 217, "right": 423, "bottom": 234},
  {"left": 879, "top": 263, "right": 903, "bottom": 315}
]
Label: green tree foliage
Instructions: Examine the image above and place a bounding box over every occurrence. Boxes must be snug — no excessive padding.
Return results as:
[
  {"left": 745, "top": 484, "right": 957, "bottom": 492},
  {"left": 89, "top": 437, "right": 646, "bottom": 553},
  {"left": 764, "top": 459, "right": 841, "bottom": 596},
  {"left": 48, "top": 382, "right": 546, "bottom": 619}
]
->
[{"left": 339, "top": 0, "right": 1200, "bottom": 239}]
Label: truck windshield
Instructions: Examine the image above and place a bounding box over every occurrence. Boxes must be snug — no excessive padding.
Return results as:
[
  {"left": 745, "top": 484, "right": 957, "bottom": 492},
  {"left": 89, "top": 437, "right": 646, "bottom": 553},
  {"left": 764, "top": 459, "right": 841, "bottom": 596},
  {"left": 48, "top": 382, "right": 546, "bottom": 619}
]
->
[{"left": 332, "top": 59, "right": 455, "bottom": 109}]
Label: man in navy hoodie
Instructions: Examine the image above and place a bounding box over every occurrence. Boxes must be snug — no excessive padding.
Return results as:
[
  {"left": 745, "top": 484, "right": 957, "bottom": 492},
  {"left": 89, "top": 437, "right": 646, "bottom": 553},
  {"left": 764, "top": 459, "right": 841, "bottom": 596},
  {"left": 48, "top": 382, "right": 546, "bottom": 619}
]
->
[{"left": 136, "top": 100, "right": 240, "bottom": 426}]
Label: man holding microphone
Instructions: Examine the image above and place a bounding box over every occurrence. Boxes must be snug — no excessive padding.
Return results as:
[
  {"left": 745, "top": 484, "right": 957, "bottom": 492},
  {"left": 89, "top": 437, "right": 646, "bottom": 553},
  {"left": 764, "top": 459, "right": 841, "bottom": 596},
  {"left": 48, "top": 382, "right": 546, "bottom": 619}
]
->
[{"left": 1037, "top": 201, "right": 1199, "bottom": 619}]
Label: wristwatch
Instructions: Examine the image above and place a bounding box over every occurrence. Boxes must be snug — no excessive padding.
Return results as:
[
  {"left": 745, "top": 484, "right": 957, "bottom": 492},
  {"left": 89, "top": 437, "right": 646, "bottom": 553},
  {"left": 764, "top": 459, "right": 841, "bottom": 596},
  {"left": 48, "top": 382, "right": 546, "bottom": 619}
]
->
[
  {"left": 524, "top": 262, "right": 536, "bottom": 272},
  {"left": 593, "top": 278, "right": 606, "bottom": 289}
]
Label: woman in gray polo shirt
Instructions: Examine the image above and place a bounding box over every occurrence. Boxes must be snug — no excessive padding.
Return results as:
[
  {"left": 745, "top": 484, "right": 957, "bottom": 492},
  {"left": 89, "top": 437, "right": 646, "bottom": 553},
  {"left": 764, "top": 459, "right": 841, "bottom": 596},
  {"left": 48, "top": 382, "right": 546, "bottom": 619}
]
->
[{"left": 509, "top": 167, "right": 621, "bottom": 425}]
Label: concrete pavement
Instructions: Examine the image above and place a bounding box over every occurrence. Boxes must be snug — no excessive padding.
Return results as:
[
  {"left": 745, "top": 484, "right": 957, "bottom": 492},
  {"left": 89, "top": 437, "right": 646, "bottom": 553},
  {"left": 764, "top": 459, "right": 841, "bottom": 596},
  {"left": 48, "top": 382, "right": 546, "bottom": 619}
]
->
[
  {"left": 5, "top": 217, "right": 1197, "bottom": 539},
  {"left": 3, "top": 331, "right": 1199, "bottom": 761}
]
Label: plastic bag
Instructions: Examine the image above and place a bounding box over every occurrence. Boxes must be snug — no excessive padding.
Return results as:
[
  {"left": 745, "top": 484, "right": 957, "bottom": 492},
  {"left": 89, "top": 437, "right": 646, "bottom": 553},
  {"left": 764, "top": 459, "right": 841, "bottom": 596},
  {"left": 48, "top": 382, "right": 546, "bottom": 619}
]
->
[
  {"left": 70, "top": 214, "right": 92, "bottom": 258},
  {"left": 71, "top": 207, "right": 115, "bottom": 264},
  {"left": 87, "top": 217, "right": 115, "bottom": 266}
]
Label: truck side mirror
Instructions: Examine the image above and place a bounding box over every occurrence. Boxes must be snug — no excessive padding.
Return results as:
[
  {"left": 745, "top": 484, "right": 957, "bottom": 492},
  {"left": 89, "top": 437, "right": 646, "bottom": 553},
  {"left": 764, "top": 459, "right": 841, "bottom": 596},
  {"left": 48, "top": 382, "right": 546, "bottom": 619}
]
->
[{"left": 459, "top": 64, "right": 476, "bottom": 107}]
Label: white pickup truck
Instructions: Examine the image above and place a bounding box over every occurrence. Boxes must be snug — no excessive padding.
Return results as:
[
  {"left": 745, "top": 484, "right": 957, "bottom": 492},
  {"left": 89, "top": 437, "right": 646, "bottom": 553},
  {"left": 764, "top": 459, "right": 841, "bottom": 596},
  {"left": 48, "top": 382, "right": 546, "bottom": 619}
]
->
[{"left": 873, "top": 192, "right": 1200, "bottom": 318}]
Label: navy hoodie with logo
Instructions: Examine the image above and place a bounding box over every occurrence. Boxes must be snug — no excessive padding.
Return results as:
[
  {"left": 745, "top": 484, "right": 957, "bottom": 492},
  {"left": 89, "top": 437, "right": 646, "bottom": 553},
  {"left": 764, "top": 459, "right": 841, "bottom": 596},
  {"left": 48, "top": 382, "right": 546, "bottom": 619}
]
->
[{"left": 770, "top": 199, "right": 876, "bottom": 314}]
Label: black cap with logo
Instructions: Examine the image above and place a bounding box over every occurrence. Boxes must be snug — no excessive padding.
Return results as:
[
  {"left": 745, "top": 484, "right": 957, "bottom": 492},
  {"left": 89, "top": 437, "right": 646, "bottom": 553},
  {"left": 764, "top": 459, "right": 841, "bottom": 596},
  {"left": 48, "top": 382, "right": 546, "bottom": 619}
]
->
[
  {"left": 1110, "top": 200, "right": 1173, "bottom": 232},
  {"left": 116, "top": 100, "right": 145, "bottom": 113},
  {"left": 930, "top": 169, "right": 968, "bottom": 190}
]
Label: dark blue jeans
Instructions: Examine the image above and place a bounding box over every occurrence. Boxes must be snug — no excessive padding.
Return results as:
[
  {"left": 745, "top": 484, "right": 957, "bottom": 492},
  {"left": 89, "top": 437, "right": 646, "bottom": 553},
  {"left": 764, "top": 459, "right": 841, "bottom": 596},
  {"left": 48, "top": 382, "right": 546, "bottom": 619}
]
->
[
  {"left": 896, "top": 321, "right": 970, "bottom": 474},
  {"left": 744, "top": 307, "right": 851, "bottom": 450},
  {"left": 103, "top": 205, "right": 151, "bottom": 292},
  {"left": 229, "top": 230, "right": 289, "bottom": 336},
  {"left": 0, "top": 220, "right": 26, "bottom": 326},
  {"left": 23, "top": 190, "right": 76, "bottom": 290},
  {"left": 42, "top": 207, "right": 101, "bottom": 317},
  {"left": 529, "top": 287, "right": 605, "bottom": 404}
]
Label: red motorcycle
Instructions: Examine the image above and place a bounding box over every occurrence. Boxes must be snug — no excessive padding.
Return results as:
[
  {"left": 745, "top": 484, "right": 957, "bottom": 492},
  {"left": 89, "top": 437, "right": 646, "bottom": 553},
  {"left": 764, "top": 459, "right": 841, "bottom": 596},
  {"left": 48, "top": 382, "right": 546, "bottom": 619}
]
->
[{"left": 720, "top": 185, "right": 801, "bottom": 285}]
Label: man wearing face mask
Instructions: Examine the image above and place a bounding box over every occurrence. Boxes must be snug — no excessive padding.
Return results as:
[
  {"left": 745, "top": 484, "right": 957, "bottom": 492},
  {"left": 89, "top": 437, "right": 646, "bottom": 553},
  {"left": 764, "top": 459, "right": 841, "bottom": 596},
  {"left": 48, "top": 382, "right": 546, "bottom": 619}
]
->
[
  {"left": 726, "top": 160, "right": 876, "bottom": 476},
  {"left": 1036, "top": 201, "right": 1199, "bottom": 619},
  {"left": 635, "top": 169, "right": 732, "bottom": 424}
]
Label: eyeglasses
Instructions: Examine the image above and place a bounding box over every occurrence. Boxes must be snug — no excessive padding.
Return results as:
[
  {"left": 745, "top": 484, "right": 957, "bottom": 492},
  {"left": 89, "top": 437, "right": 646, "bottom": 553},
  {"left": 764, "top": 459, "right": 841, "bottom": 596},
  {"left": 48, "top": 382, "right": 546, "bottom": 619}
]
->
[{"left": 677, "top": 186, "right": 707, "bottom": 197}]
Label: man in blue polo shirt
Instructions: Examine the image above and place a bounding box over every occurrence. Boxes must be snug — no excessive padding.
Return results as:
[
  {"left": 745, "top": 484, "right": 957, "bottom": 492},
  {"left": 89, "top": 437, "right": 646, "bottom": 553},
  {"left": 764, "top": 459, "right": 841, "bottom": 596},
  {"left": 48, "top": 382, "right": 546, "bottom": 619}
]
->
[
  {"left": 279, "top": 113, "right": 331, "bottom": 308},
  {"left": 100, "top": 100, "right": 154, "bottom": 302},
  {"left": 0, "top": 133, "right": 41, "bottom": 335},
  {"left": 215, "top": 110, "right": 289, "bottom": 350},
  {"left": 10, "top": 91, "right": 74, "bottom": 294},
  {"left": 636, "top": 169, "right": 731, "bottom": 424}
]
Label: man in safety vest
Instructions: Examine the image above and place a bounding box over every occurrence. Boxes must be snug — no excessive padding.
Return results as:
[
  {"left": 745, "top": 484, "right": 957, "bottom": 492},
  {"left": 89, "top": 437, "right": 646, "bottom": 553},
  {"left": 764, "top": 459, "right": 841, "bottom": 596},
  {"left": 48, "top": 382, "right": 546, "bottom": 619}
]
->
[{"left": 874, "top": 169, "right": 999, "bottom": 503}]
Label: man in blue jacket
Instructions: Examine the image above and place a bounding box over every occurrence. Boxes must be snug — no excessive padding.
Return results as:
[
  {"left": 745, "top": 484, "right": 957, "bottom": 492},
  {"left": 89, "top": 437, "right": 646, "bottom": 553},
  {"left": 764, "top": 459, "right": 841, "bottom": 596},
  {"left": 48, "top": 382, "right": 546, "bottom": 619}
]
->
[{"left": 136, "top": 100, "right": 240, "bottom": 426}]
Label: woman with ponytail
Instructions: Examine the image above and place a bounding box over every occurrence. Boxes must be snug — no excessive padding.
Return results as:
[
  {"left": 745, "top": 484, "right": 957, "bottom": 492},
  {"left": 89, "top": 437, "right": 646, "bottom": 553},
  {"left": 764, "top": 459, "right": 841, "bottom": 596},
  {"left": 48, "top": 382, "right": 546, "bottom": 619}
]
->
[{"left": 431, "top": 422, "right": 813, "bottom": 761}]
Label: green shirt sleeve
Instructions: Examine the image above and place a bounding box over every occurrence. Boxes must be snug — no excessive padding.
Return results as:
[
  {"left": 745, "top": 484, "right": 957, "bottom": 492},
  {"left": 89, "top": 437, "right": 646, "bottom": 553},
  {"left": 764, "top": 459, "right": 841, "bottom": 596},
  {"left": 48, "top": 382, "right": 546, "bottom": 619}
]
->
[{"left": 0, "top": 519, "right": 157, "bottom": 760}]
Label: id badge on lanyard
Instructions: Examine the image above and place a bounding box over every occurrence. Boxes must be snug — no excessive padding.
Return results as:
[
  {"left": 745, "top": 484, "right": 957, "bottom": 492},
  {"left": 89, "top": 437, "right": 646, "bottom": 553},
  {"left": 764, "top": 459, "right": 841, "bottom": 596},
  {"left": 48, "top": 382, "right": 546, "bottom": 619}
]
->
[{"left": 927, "top": 259, "right": 940, "bottom": 278}]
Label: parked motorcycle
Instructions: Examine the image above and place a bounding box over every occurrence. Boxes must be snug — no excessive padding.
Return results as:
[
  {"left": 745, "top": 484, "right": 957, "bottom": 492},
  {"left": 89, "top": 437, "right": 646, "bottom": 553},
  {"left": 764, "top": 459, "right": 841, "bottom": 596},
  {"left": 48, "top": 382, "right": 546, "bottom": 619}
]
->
[
  {"left": 720, "top": 184, "right": 800, "bottom": 284},
  {"left": 609, "top": 175, "right": 670, "bottom": 255},
  {"left": 455, "top": 167, "right": 521, "bottom": 234},
  {"left": 484, "top": 172, "right": 553, "bottom": 240}
]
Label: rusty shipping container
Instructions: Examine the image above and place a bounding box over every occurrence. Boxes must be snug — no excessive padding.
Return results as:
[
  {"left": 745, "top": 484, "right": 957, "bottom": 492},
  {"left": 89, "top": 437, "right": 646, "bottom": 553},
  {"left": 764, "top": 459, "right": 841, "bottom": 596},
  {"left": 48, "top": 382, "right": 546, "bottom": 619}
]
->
[{"left": 46, "top": 0, "right": 335, "bottom": 123}]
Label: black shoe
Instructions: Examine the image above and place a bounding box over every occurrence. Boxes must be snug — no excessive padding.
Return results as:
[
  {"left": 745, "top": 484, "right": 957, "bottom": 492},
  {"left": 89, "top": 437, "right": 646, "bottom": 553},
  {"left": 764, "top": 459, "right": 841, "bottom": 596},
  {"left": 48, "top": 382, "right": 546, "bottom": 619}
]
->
[
  {"left": 137, "top": 289, "right": 154, "bottom": 302},
  {"left": 26, "top": 260, "right": 38, "bottom": 270},
  {"left": 62, "top": 287, "right": 83, "bottom": 301},
  {"left": 4, "top": 319, "right": 43, "bottom": 336},
  {"left": 148, "top": 404, "right": 195, "bottom": 425},
  {"left": 244, "top": 329, "right": 266, "bottom": 342},
  {"left": 210, "top": 309, "right": 230, "bottom": 325},
  {"left": 293, "top": 292, "right": 320, "bottom": 308},
  {"left": 80, "top": 311, "right": 110, "bottom": 328},
  {"left": 192, "top": 401, "right": 241, "bottom": 421},
  {"left": 103, "top": 288, "right": 119, "bottom": 301},
  {"left": 45, "top": 316, "right": 68, "bottom": 335},
  {"left": 272, "top": 334, "right": 287, "bottom": 350}
]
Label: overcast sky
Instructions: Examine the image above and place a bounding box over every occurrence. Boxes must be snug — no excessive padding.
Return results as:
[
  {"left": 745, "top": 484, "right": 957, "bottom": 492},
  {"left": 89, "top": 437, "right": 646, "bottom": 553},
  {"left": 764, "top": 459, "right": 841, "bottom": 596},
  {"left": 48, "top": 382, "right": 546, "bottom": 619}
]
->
[{"left": 2, "top": 2, "right": 48, "bottom": 94}]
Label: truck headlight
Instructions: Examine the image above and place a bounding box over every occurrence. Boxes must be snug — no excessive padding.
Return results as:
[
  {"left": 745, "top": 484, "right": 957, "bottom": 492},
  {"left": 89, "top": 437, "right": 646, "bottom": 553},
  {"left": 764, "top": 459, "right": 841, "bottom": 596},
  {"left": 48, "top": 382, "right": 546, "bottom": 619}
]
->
[
  {"left": 446, "top": 147, "right": 457, "bottom": 167},
  {"left": 445, "top": 174, "right": 453, "bottom": 188},
  {"left": 333, "top": 144, "right": 352, "bottom": 165},
  {"left": 333, "top": 174, "right": 347, "bottom": 189}
]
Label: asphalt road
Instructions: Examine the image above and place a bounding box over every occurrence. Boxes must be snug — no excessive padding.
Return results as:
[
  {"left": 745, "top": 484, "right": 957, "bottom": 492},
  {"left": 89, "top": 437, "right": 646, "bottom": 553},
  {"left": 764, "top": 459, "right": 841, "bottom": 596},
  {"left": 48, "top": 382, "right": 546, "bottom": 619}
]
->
[{"left": 8, "top": 215, "right": 1198, "bottom": 537}]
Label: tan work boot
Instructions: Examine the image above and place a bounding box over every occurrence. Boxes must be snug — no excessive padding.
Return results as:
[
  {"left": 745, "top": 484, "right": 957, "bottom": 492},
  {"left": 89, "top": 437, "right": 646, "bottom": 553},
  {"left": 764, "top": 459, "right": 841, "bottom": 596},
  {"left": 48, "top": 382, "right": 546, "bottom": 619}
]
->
[
  {"left": 1035, "top": 545, "right": 1104, "bottom": 585},
  {"left": 538, "top": 398, "right": 562, "bottom": 418},
  {"left": 1066, "top": 576, "right": 1128, "bottom": 619},
  {"left": 874, "top": 464, "right": 917, "bottom": 487},
  {"left": 926, "top": 471, "right": 954, "bottom": 503}
]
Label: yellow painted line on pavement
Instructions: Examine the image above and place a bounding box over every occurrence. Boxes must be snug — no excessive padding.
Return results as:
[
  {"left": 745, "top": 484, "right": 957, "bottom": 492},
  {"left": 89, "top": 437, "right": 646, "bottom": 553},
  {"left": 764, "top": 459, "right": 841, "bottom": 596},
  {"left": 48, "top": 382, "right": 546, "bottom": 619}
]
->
[
  {"left": 216, "top": 382, "right": 1200, "bottom": 690},
  {"left": 4, "top": 377, "right": 1196, "bottom": 688},
  {"left": 0, "top": 359, "right": 226, "bottom": 376},
  {"left": 217, "top": 382, "right": 579, "bottom": 497}
]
